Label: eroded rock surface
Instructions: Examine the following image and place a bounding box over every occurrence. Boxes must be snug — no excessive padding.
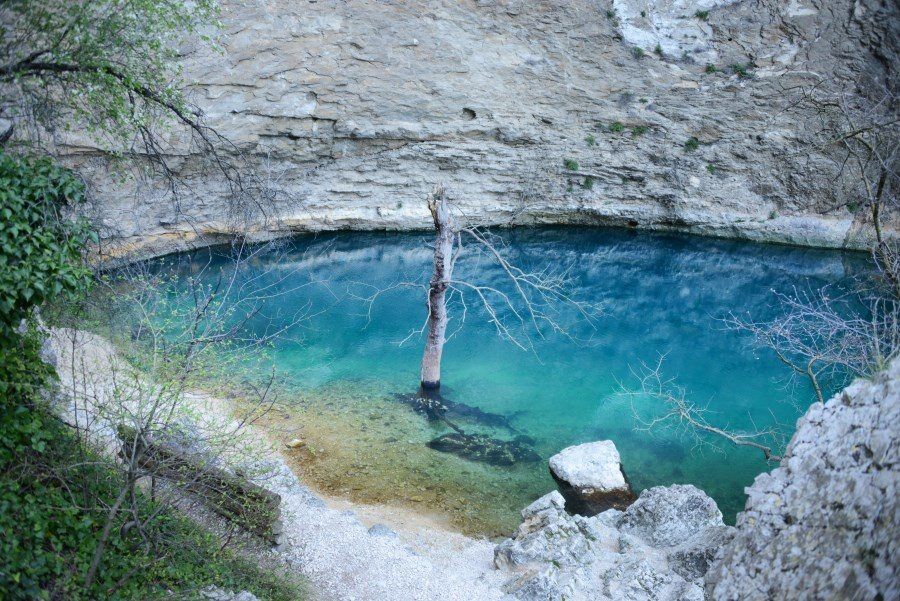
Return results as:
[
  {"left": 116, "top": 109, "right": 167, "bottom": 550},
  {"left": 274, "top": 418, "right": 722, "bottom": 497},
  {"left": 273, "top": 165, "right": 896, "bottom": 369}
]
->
[
  {"left": 494, "top": 484, "right": 734, "bottom": 600},
  {"left": 48, "top": 0, "right": 898, "bottom": 260},
  {"left": 705, "top": 360, "right": 900, "bottom": 600},
  {"left": 548, "top": 440, "right": 635, "bottom": 514}
]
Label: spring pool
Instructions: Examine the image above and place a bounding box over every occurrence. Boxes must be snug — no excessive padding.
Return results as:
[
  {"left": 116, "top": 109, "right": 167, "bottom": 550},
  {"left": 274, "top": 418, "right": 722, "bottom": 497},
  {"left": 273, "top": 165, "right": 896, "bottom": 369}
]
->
[{"left": 138, "top": 227, "right": 867, "bottom": 535}]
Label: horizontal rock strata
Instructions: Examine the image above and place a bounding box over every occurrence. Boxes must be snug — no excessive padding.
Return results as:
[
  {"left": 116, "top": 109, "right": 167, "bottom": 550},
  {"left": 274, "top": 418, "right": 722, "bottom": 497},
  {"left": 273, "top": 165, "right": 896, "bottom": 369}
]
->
[{"left": 43, "top": 0, "right": 897, "bottom": 261}]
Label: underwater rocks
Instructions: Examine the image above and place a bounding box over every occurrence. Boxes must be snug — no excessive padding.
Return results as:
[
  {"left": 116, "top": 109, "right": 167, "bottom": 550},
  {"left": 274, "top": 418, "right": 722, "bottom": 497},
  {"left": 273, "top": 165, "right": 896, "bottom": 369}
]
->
[
  {"left": 427, "top": 433, "right": 540, "bottom": 467},
  {"left": 548, "top": 441, "right": 636, "bottom": 515},
  {"left": 494, "top": 484, "right": 734, "bottom": 601}
]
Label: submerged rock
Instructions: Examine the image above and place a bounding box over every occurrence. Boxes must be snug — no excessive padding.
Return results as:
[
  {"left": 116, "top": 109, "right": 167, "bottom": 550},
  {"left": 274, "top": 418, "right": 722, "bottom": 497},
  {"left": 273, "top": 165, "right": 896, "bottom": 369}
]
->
[
  {"left": 548, "top": 441, "right": 635, "bottom": 514},
  {"left": 494, "top": 484, "right": 734, "bottom": 601},
  {"left": 427, "top": 432, "right": 540, "bottom": 466}
]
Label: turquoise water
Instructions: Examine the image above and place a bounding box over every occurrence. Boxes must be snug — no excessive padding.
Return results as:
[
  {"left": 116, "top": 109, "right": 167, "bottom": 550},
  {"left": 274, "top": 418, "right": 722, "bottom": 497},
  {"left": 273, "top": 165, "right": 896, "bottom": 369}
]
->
[{"left": 143, "top": 227, "right": 867, "bottom": 533}]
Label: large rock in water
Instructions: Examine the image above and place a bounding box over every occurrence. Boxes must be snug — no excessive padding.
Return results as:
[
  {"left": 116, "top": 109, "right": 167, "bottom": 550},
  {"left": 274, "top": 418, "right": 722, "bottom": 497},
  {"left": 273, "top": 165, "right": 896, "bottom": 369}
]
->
[
  {"left": 548, "top": 441, "right": 635, "bottom": 514},
  {"left": 494, "top": 484, "right": 735, "bottom": 600},
  {"left": 705, "top": 360, "right": 900, "bottom": 600}
]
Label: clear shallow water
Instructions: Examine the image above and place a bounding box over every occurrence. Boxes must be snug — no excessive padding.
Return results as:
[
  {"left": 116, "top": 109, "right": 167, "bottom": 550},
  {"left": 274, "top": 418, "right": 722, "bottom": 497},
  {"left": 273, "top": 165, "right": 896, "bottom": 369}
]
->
[{"left": 142, "top": 227, "right": 868, "bottom": 535}]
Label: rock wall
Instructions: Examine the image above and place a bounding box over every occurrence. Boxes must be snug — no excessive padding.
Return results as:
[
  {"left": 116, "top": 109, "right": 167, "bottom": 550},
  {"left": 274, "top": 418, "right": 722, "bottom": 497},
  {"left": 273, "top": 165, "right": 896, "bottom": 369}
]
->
[
  {"left": 705, "top": 358, "right": 900, "bottom": 600},
  {"left": 495, "top": 360, "right": 899, "bottom": 600},
  {"left": 494, "top": 485, "right": 735, "bottom": 600},
  {"left": 56, "top": 0, "right": 898, "bottom": 260}
]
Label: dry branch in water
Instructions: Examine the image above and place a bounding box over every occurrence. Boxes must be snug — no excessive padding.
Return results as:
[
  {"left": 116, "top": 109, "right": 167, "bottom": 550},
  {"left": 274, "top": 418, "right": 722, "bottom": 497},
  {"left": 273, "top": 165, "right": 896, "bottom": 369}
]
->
[{"left": 628, "top": 357, "right": 785, "bottom": 462}]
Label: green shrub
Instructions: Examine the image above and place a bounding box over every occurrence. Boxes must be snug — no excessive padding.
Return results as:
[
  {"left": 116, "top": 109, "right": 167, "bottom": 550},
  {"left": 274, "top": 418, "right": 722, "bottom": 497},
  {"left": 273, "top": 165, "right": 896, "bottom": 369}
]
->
[
  {"left": 705, "top": 63, "right": 718, "bottom": 74},
  {"left": 581, "top": 177, "right": 594, "bottom": 190},
  {"left": 695, "top": 10, "right": 710, "bottom": 21},
  {"left": 654, "top": 44, "right": 663, "bottom": 56},
  {"left": 632, "top": 46, "right": 645, "bottom": 59},
  {"left": 631, "top": 125, "right": 648, "bottom": 137},
  {"left": 608, "top": 121, "right": 625, "bottom": 133},
  {"left": 564, "top": 158, "right": 579, "bottom": 171},
  {"left": 706, "top": 164, "right": 717, "bottom": 174},
  {"left": 684, "top": 137, "right": 700, "bottom": 151},
  {"left": 729, "top": 63, "right": 750, "bottom": 78},
  {"left": 585, "top": 134, "right": 596, "bottom": 146},
  {"left": 0, "top": 153, "right": 94, "bottom": 342}
]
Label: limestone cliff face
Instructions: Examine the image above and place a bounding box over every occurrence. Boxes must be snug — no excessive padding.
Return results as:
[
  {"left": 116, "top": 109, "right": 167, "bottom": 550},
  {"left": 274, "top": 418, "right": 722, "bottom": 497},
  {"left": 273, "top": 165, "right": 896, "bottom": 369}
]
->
[
  {"left": 705, "top": 358, "right": 899, "bottom": 600},
  {"left": 62, "top": 0, "right": 898, "bottom": 259}
]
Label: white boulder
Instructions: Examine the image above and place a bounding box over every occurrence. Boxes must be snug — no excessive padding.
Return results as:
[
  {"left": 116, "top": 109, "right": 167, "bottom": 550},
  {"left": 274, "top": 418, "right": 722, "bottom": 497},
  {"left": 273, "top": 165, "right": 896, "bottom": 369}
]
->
[{"left": 548, "top": 441, "right": 635, "bottom": 514}]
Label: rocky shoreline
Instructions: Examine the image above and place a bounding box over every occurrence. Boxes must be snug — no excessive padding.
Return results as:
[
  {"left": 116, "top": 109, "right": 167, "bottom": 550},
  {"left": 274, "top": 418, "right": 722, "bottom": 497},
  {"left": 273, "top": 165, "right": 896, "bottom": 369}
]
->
[{"left": 46, "top": 328, "right": 899, "bottom": 600}]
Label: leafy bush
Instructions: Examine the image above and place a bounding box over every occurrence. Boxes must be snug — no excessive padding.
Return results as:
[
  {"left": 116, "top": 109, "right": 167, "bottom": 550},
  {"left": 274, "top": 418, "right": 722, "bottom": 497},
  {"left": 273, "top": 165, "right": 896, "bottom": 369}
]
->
[
  {"left": 654, "top": 44, "right": 663, "bottom": 56},
  {"left": 632, "top": 46, "right": 645, "bottom": 59},
  {"left": 631, "top": 125, "right": 648, "bottom": 137},
  {"left": 581, "top": 177, "right": 594, "bottom": 190},
  {"left": 563, "top": 158, "right": 579, "bottom": 171},
  {"left": 706, "top": 164, "right": 717, "bottom": 174},
  {"left": 695, "top": 10, "right": 710, "bottom": 21},
  {"left": 0, "top": 348, "right": 304, "bottom": 600},
  {"left": 0, "top": 153, "right": 94, "bottom": 342},
  {"left": 705, "top": 63, "right": 718, "bottom": 74},
  {"left": 608, "top": 121, "right": 625, "bottom": 133},
  {"left": 0, "top": 153, "right": 303, "bottom": 599},
  {"left": 585, "top": 134, "right": 596, "bottom": 146},
  {"left": 729, "top": 63, "right": 750, "bottom": 78},
  {"left": 684, "top": 137, "right": 700, "bottom": 151}
]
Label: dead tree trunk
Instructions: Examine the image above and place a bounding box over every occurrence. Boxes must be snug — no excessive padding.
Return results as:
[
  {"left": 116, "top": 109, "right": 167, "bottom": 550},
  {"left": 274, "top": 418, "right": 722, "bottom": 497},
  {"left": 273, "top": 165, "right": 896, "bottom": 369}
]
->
[{"left": 421, "top": 185, "right": 455, "bottom": 390}]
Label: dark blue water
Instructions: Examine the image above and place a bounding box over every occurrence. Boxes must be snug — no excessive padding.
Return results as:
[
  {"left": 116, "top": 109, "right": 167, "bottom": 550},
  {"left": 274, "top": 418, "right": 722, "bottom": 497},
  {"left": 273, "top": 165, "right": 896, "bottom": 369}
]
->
[{"left": 143, "top": 227, "right": 867, "bottom": 534}]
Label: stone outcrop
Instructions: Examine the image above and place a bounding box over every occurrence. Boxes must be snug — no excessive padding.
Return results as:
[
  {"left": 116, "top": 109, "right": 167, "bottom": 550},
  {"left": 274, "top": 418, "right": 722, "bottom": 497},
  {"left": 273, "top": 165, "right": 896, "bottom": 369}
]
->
[
  {"left": 494, "top": 484, "right": 734, "bottom": 600},
  {"left": 548, "top": 440, "right": 635, "bottom": 514},
  {"left": 498, "top": 360, "right": 900, "bottom": 600},
  {"left": 705, "top": 359, "right": 900, "bottom": 600},
  {"left": 50, "top": 0, "right": 897, "bottom": 261}
]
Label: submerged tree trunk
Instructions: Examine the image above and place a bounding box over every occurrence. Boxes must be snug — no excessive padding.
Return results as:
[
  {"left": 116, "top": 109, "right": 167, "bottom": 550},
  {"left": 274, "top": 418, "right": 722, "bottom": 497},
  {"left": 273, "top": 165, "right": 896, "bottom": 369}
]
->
[{"left": 421, "top": 185, "right": 455, "bottom": 390}]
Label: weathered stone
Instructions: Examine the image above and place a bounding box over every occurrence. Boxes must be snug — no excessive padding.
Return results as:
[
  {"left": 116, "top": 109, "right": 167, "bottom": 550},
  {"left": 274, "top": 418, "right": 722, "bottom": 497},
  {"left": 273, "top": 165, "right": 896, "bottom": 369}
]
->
[
  {"left": 705, "top": 359, "right": 900, "bottom": 600},
  {"left": 548, "top": 440, "right": 635, "bottom": 514},
  {"left": 367, "top": 523, "right": 398, "bottom": 538},
  {"left": 43, "top": 0, "right": 897, "bottom": 264},
  {"left": 494, "top": 484, "right": 733, "bottom": 600}
]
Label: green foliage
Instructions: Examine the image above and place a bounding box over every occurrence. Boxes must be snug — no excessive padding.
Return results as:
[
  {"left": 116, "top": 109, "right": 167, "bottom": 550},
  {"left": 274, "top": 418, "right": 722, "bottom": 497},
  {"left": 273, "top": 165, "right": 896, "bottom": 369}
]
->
[
  {"left": 608, "top": 121, "right": 625, "bottom": 133},
  {"left": 585, "top": 134, "right": 596, "bottom": 146},
  {"left": 695, "top": 10, "right": 710, "bottom": 21},
  {"left": 706, "top": 164, "right": 717, "bottom": 174},
  {"left": 1, "top": 0, "right": 221, "bottom": 148},
  {"left": 0, "top": 328, "right": 304, "bottom": 600},
  {"left": 705, "top": 63, "right": 718, "bottom": 74},
  {"left": 563, "top": 158, "right": 579, "bottom": 171},
  {"left": 632, "top": 46, "right": 646, "bottom": 59},
  {"left": 847, "top": 201, "right": 859, "bottom": 213},
  {"left": 631, "top": 125, "right": 648, "bottom": 137},
  {"left": 684, "top": 137, "right": 700, "bottom": 152},
  {"left": 639, "top": 97, "right": 649, "bottom": 103},
  {"left": 605, "top": 9, "right": 616, "bottom": 19},
  {"left": 769, "top": 210, "right": 778, "bottom": 220},
  {"left": 729, "top": 63, "right": 751, "bottom": 78},
  {"left": 0, "top": 392, "right": 304, "bottom": 598},
  {"left": 654, "top": 44, "right": 664, "bottom": 56},
  {"left": 0, "top": 153, "right": 94, "bottom": 343},
  {"left": 581, "top": 177, "right": 594, "bottom": 190}
]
